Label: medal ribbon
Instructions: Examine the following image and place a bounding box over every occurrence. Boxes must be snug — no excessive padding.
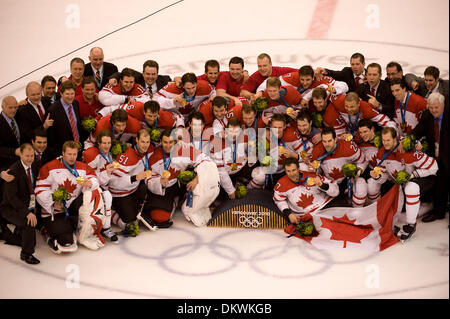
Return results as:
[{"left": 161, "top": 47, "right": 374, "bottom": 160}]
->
[{"left": 400, "top": 92, "right": 410, "bottom": 125}]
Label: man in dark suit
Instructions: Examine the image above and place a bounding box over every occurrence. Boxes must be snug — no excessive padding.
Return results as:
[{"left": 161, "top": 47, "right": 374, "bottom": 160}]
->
[
  {"left": 0, "top": 96, "right": 22, "bottom": 189},
  {"left": 108, "top": 60, "right": 172, "bottom": 95},
  {"left": 83, "top": 47, "right": 119, "bottom": 90},
  {"left": 41, "top": 75, "right": 59, "bottom": 105},
  {"left": 46, "top": 80, "right": 87, "bottom": 159},
  {"left": 405, "top": 66, "right": 449, "bottom": 108},
  {"left": 411, "top": 92, "right": 449, "bottom": 222},
  {"left": 314, "top": 53, "right": 366, "bottom": 93},
  {"left": 0, "top": 143, "right": 40, "bottom": 264},
  {"left": 16, "top": 81, "right": 54, "bottom": 144},
  {"left": 357, "top": 62, "right": 395, "bottom": 119}
]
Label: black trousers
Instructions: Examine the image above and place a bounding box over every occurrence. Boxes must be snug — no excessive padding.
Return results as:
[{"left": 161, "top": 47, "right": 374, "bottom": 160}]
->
[
  {"left": 42, "top": 194, "right": 83, "bottom": 246},
  {"left": 144, "top": 182, "right": 181, "bottom": 213},
  {"left": 2, "top": 209, "right": 36, "bottom": 255},
  {"left": 432, "top": 168, "right": 449, "bottom": 218},
  {"left": 112, "top": 181, "right": 147, "bottom": 223}
]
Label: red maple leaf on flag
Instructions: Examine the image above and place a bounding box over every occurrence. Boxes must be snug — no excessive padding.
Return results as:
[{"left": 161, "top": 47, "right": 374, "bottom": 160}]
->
[
  {"left": 296, "top": 192, "right": 314, "bottom": 209},
  {"left": 329, "top": 167, "right": 344, "bottom": 180},
  {"left": 58, "top": 178, "right": 78, "bottom": 195},
  {"left": 320, "top": 214, "right": 374, "bottom": 248}
]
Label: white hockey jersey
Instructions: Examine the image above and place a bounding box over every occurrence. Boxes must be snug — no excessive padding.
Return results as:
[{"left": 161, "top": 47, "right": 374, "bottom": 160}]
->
[
  {"left": 35, "top": 157, "right": 100, "bottom": 219},
  {"left": 273, "top": 171, "right": 339, "bottom": 215}
]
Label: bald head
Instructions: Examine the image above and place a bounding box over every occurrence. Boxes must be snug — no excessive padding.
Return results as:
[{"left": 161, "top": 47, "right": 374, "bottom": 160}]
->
[
  {"left": 25, "top": 81, "right": 42, "bottom": 105},
  {"left": 89, "top": 47, "right": 104, "bottom": 70},
  {"left": 2, "top": 96, "right": 19, "bottom": 118}
]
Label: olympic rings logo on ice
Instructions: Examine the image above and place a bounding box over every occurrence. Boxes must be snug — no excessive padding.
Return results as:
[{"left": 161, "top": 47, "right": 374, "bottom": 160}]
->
[{"left": 238, "top": 215, "right": 264, "bottom": 228}]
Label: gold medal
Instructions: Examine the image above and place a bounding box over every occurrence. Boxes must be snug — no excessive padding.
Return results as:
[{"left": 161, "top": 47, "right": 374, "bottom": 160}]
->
[
  {"left": 286, "top": 107, "right": 294, "bottom": 115},
  {"left": 112, "top": 161, "right": 120, "bottom": 169},
  {"left": 299, "top": 151, "right": 308, "bottom": 159},
  {"left": 345, "top": 134, "right": 353, "bottom": 142},
  {"left": 162, "top": 170, "right": 171, "bottom": 179},
  {"left": 278, "top": 146, "right": 285, "bottom": 154},
  {"left": 312, "top": 160, "right": 320, "bottom": 170},
  {"left": 145, "top": 170, "right": 152, "bottom": 179},
  {"left": 400, "top": 123, "right": 406, "bottom": 132},
  {"left": 307, "top": 177, "right": 316, "bottom": 186},
  {"left": 230, "top": 163, "right": 238, "bottom": 171},
  {"left": 179, "top": 98, "right": 187, "bottom": 107},
  {"left": 76, "top": 176, "right": 85, "bottom": 185},
  {"left": 373, "top": 167, "right": 382, "bottom": 176}
]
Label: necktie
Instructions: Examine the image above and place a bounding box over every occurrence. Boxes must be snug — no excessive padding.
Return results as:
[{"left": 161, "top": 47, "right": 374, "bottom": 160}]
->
[
  {"left": 434, "top": 117, "right": 440, "bottom": 144},
  {"left": 36, "top": 152, "right": 42, "bottom": 168},
  {"left": 426, "top": 91, "right": 431, "bottom": 98},
  {"left": 371, "top": 87, "right": 376, "bottom": 97},
  {"left": 27, "top": 167, "right": 33, "bottom": 194},
  {"left": 37, "top": 104, "right": 45, "bottom": 122},
  {"left": 355, "top": 76, "right": 360, "bottom": 90},
  {"left": 95, "top": 70, "right": 102, "bottom": 87},
  {"left": 67, "top": 105, "right": 79, "bottom": 143},
  {"left": 10, "top": 119, "right": 20, "bottom": 143},
  {"left": 434, "top": 117, "right": 440, "bottom": 159}
]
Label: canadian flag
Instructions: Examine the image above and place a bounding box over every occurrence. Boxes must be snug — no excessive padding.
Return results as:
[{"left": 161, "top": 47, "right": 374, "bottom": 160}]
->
[{"left": 285, "top": 184, "right": 404, "bottom": 251}]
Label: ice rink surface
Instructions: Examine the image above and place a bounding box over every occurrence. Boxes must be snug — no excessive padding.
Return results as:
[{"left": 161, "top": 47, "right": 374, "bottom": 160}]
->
[{"left": 0, "top": 0, "right": 448, "bottom": 299}]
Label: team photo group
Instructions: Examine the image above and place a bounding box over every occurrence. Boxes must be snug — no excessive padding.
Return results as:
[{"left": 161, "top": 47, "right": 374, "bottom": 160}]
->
[{"left": 0, "top": 48, "right": 448, "bottom": 266}]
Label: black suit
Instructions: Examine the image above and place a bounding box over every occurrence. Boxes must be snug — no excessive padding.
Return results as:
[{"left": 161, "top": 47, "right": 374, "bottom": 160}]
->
[
  {"left": 84, "top": 61, "right": 119, "bottom": 89},
  {"left": 0, "top": 160, "right": 38, "bottom": 255},
  {"left": 325, "top": 67, "right": 366, "bottom": 93},
  {"left": 357, "top": 79, "right": 395, "bottom": 119},
  {"left": 0, "top": 113, "right": 22, "bottom": 173},
  {"left": 109, "top": 69, "right": 172, "bottom": 93},
  {"left": 411, "top": 106, "right": 449, "bottom": 218},
  {"left": 16, "top": 100, "right": 51, "bottom": 143},
  {"left": 45, "top": 99, "right": 87, "bottom": 157}
]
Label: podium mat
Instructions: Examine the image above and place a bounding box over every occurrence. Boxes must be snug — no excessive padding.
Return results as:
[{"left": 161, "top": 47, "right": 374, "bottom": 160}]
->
[{"left": 207, "top": 189, "right": 288, "bottom": 229}]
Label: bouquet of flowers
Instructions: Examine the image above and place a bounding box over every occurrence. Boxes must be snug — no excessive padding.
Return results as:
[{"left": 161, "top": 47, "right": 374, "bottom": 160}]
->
[
  {"left": 296, "top": 221, "right": 315, "bottom": 236},
  {"left": 261, "top": 155, "right": 273, "bottom": 167},
  {"left": 401, "top": 134, "right": 416, "bottom": 152},
  {"left": 311, "top": 112, "right": 323, "bottom": 128},
  {"left": 253, "top": 97, "right": 268, "bottom": 112},
  {"left": 342, "top": 163, "right": 358, "bottom": 178},
  {"left": 373, "top": 132, "right": 382, "bottom": 148},
  {"left": 148, "top": 128, "right": 161, "bottom": 143},
  {"left": 81, "top": 116, "right": 97, "bottom": 132},
  {"left": 394, "top": 170, "right": 411, "bottom": 185},
  {"left": 235, "top": 183, "right": 248, "bottom": 199},
  {"left": 111, "top": 141, "right": 128, "bottom": 158},
  {"left": 177, "top": 170, "right": 196, "bottom": 185},
  {"left": 52, "top": 187, "right": 71, "bottom": 204}
]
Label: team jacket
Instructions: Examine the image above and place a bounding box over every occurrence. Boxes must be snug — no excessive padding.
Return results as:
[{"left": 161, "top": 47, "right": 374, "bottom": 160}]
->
[
  {"left": 273, "top": 171, "right": 339, "bottom": 214},
  {"left": 156, "top": 80, "right": 215, "bottom": 119},
  {"left": 393, "top": 92, "right": 427, "bottom": 135},
  {"left": 82, "top": 147, "right": 114, "bottom": 188},
  {"left": 263, "top": 126, "right": 303, "bottom": 174},
  {"left": 99, "top": 83, "right": 150, "bottom": 107},
  {"left": 210, "top": 135, "right": 249, "bottom": 194},
  {"left": 108, "top": 144, "right": 155, "bottom": 197},
  {"left": 261, "top": 86, "right": 302, "bottom": 114},
  {"left": 257, "top": 73, "right": 348, "bottom": 101},
  {"left": 373, "top": 147, "right": 437, "bottom": 184},
  {"left": 146, "top": 143, "right": 211, "bottom": 196},
  {"left": 84, "top": 113, "right": 143, "bottom": 149},
  {"left": 311, "top": 140, "right": 367, "bottom": 184},
  {"left": 324, "top": 94, "right": 396, "bottom": 136},
  {"left": 118, "top": 101, "right": 185, "bottom": 129},
  {"left": 35, "top": 157, "right": 100, "bottom": 218}
]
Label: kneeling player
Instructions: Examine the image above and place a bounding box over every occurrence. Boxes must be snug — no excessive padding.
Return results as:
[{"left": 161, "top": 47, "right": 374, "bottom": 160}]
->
[
  {"left": 274, "top": 158, "right": 339, "bottom": 224},
  {"left": 36, "top": 141, "right": 100, "bottom": 253},
  {"left": 367, "top": 127, "right": 437, "bottom": 242}
]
